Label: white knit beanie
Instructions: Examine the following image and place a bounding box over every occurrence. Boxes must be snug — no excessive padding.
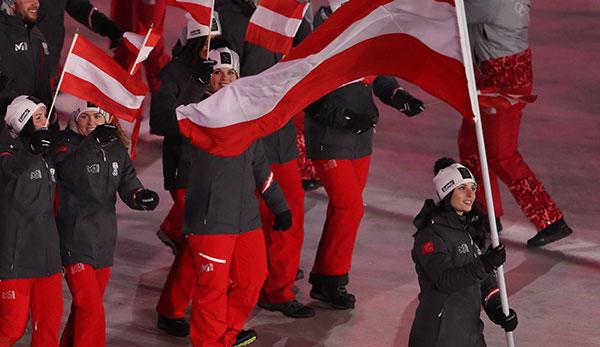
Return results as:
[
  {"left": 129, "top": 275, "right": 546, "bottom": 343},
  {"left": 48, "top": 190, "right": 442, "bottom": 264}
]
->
[
  {"left": 433, "top": 163, "right": 476, "bottom": 200},
  {"left": 4, "top": 95, "right": 46, "bottom": 134}
]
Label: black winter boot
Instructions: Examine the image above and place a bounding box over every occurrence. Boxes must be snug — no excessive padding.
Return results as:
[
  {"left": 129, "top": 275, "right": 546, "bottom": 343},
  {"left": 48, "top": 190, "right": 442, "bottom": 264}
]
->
[
  {"left": 234, "top": 329, "right": 257, "bottom": 347},
  {"left": 527, "top": 218, "right": 573, "bottom": 248},
  {"left": 259, "top": 299, "right": 316, "bottom": 318},
  {"left": 310, "top": 285, "right": 356, "bottom": 310},
  {"left": 157, "top": 313, "right": 189, "bottom": 337}
]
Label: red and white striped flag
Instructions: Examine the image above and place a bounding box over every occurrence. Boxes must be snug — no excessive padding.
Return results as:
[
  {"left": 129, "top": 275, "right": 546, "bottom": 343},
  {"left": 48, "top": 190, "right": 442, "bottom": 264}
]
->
[
  {"left": 177, "top": 0, "right": 471, "bottom": 156},
  {"left": 60, "top": 34, "right": 148, "bottom": 123},
  {"left": 166, "top": 0, "right": 214, "bottom": 27},
  {"left": 245, "top": 0, "right": 309, "bottom": 54},
  {"left": 122, "top": 29, "right": 162, "bottom": 75}
]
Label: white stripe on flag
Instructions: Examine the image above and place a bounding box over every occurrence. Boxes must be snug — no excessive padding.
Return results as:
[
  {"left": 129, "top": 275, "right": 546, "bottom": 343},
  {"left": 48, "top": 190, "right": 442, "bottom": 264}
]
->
[
  {"left": 123, "top": 32, "right": 144, "bottom": 50},
  {"left": 175, "top": 0, "right": 212, "bottom": 6},
  {"left": 252, "top": 6, "right": 304, "bottom": 38},
  {"left": 134, "top": 46, "right": 154, "bottom": 66},
  {"left": 177, "top": 0, "right": 460, "bottom": 128},
  {"left": 65, "top": 55, "right": 145, "bottom": 109}
]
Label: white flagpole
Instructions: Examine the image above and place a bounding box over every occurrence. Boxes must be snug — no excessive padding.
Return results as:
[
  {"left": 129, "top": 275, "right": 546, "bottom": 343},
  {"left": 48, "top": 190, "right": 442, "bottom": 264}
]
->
[
  {"left": 454, "top": 1, "right": 515, "bottom": 347},
  {"left": 203, "top": 0, "right": 215, "bottom": 59},
  {"left": 46, "top": 31, "right": 79, "bottom": 128},
  {"left": 129, "top": 24, "right": 154, "bottom": 76}
]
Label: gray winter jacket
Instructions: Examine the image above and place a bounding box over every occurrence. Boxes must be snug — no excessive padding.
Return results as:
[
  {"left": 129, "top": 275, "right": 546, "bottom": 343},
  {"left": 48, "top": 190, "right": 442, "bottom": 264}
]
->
[
  {"left": 54, "top": 131, "right": 144, "bottom": 269},
  {"left": 409, "top": 199, "right": 498, "bottom": 347},
  {"left": 183, "top": 139, "right": 288, "bottom": 235},
  {"left": 466, "top": 0, "right": 530, "bottom": 64},
  {"left": 0, "top": 130, "right": 61, "bottom": 279},
  {"left": 0, "top": 12, "right": 51, "bottom": 128},
  {"left": 304, "top": 76, "right": 401, "bottom": 160}
]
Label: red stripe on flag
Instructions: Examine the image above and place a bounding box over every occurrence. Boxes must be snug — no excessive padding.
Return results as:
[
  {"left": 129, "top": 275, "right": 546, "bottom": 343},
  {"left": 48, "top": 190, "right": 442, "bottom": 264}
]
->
[
  {"left": 61, "top": 73, "right": 141, "bottom": 123},
  {"left": 245, "top": 22, "right": 295, "bottom": 54},
  {"left": 179, "top": 33, "right": 470, "bottom": 156},
  {"left": 70, "top": 36, "right": 147, "bottom": 97},
  {"left": 259, "top": 0, "right": 307, "bottom": 18},
  {"left": 166, "top": 0, "right": 212, "bottom": 25}
]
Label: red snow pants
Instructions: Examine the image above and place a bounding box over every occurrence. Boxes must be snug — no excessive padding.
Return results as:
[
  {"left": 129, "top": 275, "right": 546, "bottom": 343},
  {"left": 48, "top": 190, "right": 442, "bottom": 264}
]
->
[
  {"left": 311, "top": 156, "right": 371, "bottom": 277},
  {"left": 0, "top": 273, "right": 62, "bottom": 347},
  {"left": 60, "top": 264, "right": 111, "bottom": 347},
  {"left": 187, "top": 229, "right": 268, "bottom": 347},
  {"left": 156, "top": 241, "right": 195, "bottom": 319},
  {"left": 110, "top": 0, "right": 169, "bottom": 91},
  {"left": 259, "top": 159, "right": 305, "bottom": 304},
  {"left": 458, "top": 49, "right": 562, "bottom": 231},
  {"left": 160, "top": 188, "right": 188, "bottom": 249},
  {"left": 458, "top": 105, "right": 563, "bottom": 231}
]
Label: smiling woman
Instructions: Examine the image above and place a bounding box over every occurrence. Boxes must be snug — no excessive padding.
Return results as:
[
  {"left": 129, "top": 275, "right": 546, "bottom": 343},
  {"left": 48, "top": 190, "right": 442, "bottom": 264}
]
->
[{"left": 408, "top": 157, "right": 517, "bottom": 347}]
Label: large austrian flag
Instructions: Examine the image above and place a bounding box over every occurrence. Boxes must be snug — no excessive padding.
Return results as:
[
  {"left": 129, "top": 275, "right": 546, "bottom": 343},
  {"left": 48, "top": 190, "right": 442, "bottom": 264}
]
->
[
  {"left": 60, "top": 35, "right": 147, "bottom": 122},
  {"left": 122, "top": 30, "right": 162, "bottom": 75},
  {"left": 166, "top": 0, "right": 213, "bottom": 26},
  {"left": 245, "top": 0, "right": 309, "bottom": 54},
  {"left": 177, "top": 0, "right": 471, "bottom": 156}
]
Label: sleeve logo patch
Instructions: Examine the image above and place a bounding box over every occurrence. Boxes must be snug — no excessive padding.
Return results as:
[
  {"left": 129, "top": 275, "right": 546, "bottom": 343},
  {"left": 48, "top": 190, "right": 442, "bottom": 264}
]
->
[{"left": 421, "top": 241, "right": 435, "bottom": 255}]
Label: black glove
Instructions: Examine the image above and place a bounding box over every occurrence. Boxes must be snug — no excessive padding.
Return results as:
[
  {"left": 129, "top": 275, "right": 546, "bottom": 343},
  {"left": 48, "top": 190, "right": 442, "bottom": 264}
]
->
[
  {"left": 485, "top": 300, "right": 518, "bottom": 332},
  {"left": 273, "top": 210, "right": 292, "bottom": 231},
  {"left": 134, "top": 189, "right": 159, "bottom": 211},
  {"left": 480, "top": 244, "right": 506, "bottom": 273},
  {"left": 343, "top": 110, "right": 376, "bottom": 134},
  {"left": 193, "top": 59, "right": 217, "bottom": 85},
  {"left": 90, "top": 9, "right": 124, "bottom": 49},
  {"left": 391, "top": 89, "right": 425, "bottom": 117},
  {"left": 92, "top": 124, "right": 118, "bottom": 145},
  {"left": 29, "top": 129, "right": 51, "bottom": 154}
]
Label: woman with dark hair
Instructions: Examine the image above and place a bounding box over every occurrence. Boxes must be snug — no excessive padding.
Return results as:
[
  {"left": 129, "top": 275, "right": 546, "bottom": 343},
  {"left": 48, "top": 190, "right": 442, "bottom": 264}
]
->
[{"left": 409, "top": 158, "right": 518, "bottom": 347}]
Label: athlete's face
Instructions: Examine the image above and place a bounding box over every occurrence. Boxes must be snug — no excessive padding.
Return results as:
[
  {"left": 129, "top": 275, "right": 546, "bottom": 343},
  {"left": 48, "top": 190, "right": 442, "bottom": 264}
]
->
[
  {"left": 31, "top": 106, "right": 47, "bottom": 130},
  {"left": 13, "top": 0, "right": 40, "bottom": 23},
  {"left": 209, "top": 68, "right": 238, "bottom": 92},
  {"left": 76, "top": 112, "right": 107, "bottom": 136},
  {"left": 450, "top": 182, "right": 477, "bottom": 215}
]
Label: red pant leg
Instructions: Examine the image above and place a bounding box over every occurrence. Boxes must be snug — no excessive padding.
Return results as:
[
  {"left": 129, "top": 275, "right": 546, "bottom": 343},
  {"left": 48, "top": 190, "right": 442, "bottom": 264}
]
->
[
  {"left": 156, "top": 239, "right": 195, "bottom": 318},
  {"left": 30, "top": 273, "right": 63, "bottom": 347},
  {"left": 311, "top": 156, "right": 371, "bottom": 277},
  {"left": 61, "top": 264, "right": 111, "bottom": 347},
  {"left": 0, "top": 278, "right": 31, "bottom": 346},
  {"left": 293, "top": 112, "right": 318, "bottom": 181},
  {"left": 224, "top": 229, "right": 268, "bottom": 346},
  {"left": 188, "top": 234, "right": 236, "bottom": 347},
  {"left": 260, "top": 160, "right": 305, "bottom": 304},
  {"left": 160, "top": 188, "right": 188, "bottom": 248},
  {"left": 459, "top": 106, "right": 562, "bottom": 230}
]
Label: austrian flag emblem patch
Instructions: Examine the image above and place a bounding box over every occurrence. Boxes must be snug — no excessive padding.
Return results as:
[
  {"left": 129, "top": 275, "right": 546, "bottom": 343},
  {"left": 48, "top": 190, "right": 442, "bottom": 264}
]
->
[{"left": 421, "top": 241, "right": 435, "bottom": 255}]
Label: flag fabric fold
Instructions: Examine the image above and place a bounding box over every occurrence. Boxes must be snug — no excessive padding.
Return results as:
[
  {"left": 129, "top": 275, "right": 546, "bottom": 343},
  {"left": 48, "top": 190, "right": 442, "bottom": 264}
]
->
[
  {"left": 245, "top": 0, "right": 309, "bottom": 54},
  {"left": 122, "top": 29, "right": 162, "bottom": 75},
  {"left": 166, "top": 0, "right": 214, "bottom": 27},
  {"left": 177, "top": 0, "right": 471, "bottom": 156},
  {"left": 60, "top": 35, "right": 148, "bottom": 123}
]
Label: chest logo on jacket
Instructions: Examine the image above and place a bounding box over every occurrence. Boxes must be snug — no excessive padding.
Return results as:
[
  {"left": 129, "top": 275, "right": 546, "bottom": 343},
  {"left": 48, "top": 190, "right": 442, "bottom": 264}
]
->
[
  {"left": 30, "top": 169, "right": 42, "bottom": 180},
  {"left": 457, "top": 243, "right": 470, "bottom": 254},
  {"left": 14, "top": 42, "right": 28, "bottom": 52},
  {"left": 112, "top": 162, "right": 119, "bottom": 177},
  {"left": 87, "top": 164, "right": 100, "bottom": 174}
]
